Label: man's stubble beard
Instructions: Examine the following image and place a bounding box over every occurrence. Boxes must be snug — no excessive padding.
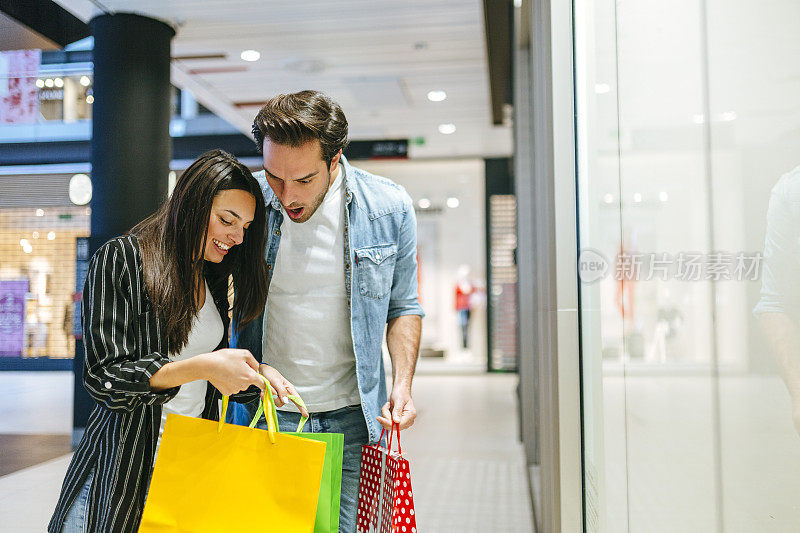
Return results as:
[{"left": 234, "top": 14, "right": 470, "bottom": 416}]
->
[{"left": 295, "top": 166, "right": 333, "bottom": 223}]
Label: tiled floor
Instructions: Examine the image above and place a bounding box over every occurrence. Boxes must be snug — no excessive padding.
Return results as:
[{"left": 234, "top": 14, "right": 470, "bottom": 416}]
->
[{"left": 0, "top": 371, "right": 535, "bottom": 532}]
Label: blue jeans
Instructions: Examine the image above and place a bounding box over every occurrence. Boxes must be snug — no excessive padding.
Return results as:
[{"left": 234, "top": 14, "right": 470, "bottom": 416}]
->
[
  {"left": 257, "top": 405, "right": 369, "bottom": 533},
  {"left": 61, "top": 469, "right": 94, "bottom": 533}
]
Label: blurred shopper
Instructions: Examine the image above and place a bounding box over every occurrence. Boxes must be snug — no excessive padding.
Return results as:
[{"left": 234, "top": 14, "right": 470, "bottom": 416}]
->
[
  {"left": 49, "top": 150, "right": 304, "bottom": 533},
  {"left": 236, "top": 90, "right": 424, "bottom": 532},
  {"left": 755, "top": 165, "right": 800, "bottom": 434}
]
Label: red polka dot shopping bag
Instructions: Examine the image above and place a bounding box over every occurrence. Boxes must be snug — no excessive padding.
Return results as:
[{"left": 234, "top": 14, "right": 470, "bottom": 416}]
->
[{"left": 357, "top": 422, "right": 417, "bottom": 533}]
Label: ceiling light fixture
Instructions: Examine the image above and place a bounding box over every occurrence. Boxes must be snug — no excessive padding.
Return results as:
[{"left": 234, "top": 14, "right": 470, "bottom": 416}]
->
[
  {"left": 438, "top": 123, "right": 456, "bottom": 135},
  {"left": 69, "top": 174, "right": 93, "bottom": 205},
  {"left": 446, "top": 197, "right": 460, "bottom": 208},
  {"left": 35, "top": 79, "right": 44, "bottom": 88},
  {"left": 418, "top": 198, "right": 432, "bottom": 209},
  {"left": 427, "top": 90, "right": 447, "bottom": 102},
  {"left": 594, "top": 83, "right": 610, "bottom": 94},
  {"left": 240, "top": 49, "right": 261, "bottom": 62},
  {"left": 54, "top": 78, "right": 64, "bottom": 88},
  {"left": 80, "top": 76, "right": 91, "bottom": 87}
]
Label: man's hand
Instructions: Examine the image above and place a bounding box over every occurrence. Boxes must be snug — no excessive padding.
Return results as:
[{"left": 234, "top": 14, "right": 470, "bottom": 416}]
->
[{"left": 377, "top": 385, "right": 417, "bottom": 431}]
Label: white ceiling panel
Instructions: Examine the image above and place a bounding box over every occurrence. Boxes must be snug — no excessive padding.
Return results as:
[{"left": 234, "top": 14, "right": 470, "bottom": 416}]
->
[{"left": 53, "top": 0, "right": 512, "bottom": 158}]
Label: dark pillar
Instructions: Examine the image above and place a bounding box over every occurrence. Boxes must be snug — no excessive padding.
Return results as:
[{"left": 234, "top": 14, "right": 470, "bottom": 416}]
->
[
  {"left": 89, "top": 12, "right": 174, "bottom": 246},
  {"left": 73, "top": 13, "right": 174, "bottom": 445}
]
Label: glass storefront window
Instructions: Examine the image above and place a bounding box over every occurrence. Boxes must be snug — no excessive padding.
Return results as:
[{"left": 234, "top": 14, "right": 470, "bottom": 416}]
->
[
  {"left": 36, "top": 75, "right": 93, "bottom": 122},
  {"left": 575, "top": 0, "right": 800, "bottom": 530},
  {"left": 0, "top": 206, "right": 90, "bottom": 360}
]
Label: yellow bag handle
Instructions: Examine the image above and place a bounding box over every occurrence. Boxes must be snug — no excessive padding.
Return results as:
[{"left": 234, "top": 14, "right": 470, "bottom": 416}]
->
[{"left": 218, "top": 375, "right": 309, "bottom": 444}]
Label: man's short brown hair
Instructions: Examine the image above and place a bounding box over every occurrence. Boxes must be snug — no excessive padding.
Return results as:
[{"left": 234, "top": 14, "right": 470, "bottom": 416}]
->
[{"left": 252, "top": 90, "right": 349, "bottom": 166}]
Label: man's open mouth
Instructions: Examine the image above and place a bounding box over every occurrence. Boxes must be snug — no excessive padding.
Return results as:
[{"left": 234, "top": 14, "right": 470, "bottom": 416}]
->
[{"left": 286, "top": 206, "right": 304, "bottom": 220}]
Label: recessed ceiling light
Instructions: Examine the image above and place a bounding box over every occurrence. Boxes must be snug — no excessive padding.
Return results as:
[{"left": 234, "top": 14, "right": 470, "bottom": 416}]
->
[
  {"left": 427, "top": 90, "right": 447, "bottom": 102},
  {"left": 54, "top": 78, "right": 64, "bottom": 88},
  {"left": 45, "top": 79, "right": 54, "bottom": 87},
  {"left": 35, "top": 79, "right": 44, "bottom": 88},
  {"left": 633, "top": 192, "right": 642, "bottom": 203},
  {"left": 48, "top": 231, "right": 56, "bottom": 240},
  {"left": 86, "top": 95, "right": 94, "bottom": 104},
  {"left": 240, "top": 49, "right": 261, "bottom": 62},
  {"left": 80, "top": 76, "right": 91, "bottom": 87},
  {"left": 659, "top": 191, "right": 669, "bottom": 202},
  {"left": 603, "top": 193, "right": 614, "bottom": 204},
  {"left": 438, "top": 123, "right": 456, "bottom": 135},
  {"left": 594, "top": 83, "right": 610, "bottom": 94},
  {"left": 418, "top": 198, "right": 432, "bottom": 209},
  {"left": 446, "top": 197, "right": 460, "bottom": 208}
]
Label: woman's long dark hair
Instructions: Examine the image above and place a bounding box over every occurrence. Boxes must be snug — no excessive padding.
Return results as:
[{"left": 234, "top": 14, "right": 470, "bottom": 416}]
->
[{"left": 131, "top": 149, "right": 267, "bottom": 354}]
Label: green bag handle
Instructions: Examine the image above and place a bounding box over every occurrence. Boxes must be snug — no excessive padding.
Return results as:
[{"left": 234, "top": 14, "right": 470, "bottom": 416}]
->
[{"left": 218, "top": 375, "right": 309, "bottom": 444}]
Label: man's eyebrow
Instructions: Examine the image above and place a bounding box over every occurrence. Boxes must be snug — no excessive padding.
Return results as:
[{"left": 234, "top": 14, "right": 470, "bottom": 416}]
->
[{"left": 264, "top": 168, "right": 319, "bottom": 181}]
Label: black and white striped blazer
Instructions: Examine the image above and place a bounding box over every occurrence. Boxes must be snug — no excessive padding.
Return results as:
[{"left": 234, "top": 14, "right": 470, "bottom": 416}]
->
[{"left": 48, "top": 234, "right": 260, "bottom": 533}]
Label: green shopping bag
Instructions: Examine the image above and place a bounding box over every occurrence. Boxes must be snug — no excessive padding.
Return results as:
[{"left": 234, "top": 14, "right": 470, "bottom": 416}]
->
[{"left": 250, "top": 384, "right": 344, "bottom": 533}]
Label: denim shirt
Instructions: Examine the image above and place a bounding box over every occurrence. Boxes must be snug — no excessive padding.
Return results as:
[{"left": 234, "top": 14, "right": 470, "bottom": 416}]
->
[{"left": 233, "top": 155, "right": 424, "bottom": 443}]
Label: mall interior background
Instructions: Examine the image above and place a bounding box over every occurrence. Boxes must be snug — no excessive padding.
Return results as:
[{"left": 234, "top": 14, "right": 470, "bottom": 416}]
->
[{"left": 2, "top": 0, "right": 800, "bottom": 531}]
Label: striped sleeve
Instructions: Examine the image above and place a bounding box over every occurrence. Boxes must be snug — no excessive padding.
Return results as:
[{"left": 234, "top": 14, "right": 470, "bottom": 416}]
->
[{"left": 82, "top": 239, "right": 179, "bottom": 411}]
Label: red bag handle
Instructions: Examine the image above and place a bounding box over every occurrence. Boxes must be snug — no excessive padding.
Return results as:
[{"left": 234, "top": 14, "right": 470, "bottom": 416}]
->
[{"left": 378, "top": 422, "right": 403, "bottom": 455}]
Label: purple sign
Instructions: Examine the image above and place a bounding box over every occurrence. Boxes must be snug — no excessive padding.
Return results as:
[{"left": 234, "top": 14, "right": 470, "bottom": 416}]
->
[{"left": 0, "top": 280, "right": 28, "bottom": 357}]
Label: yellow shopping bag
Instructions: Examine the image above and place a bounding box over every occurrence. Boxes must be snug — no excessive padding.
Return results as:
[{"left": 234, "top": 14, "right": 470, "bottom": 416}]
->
[{"left": 140, "top": 376, "right": 326, "bottom": 532}]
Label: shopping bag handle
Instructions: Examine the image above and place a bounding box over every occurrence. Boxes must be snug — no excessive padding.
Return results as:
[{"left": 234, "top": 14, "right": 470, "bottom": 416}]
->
[
  {"left": 217, "top": 375, "right": 310, "bottom": 444},
  {"left": 378, "top": 421, "right": 403, "bottom": 455}
]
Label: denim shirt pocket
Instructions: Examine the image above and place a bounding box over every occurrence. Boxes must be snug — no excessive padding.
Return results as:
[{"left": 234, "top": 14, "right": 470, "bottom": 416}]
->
[{"left": 355, "top": 243, "right": 398, "bottom": 299}]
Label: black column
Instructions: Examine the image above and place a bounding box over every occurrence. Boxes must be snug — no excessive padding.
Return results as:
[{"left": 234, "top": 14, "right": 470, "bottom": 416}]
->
[
  {"left": 89, "top": 12, "right": 174, "bottom": 246},
  {"left": 73, "top": 13, "right": 174, "bottom": 444}
]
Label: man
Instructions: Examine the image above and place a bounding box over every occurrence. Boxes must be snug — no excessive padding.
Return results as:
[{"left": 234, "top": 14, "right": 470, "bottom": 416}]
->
[
  {"left": 235, "top": 90, "right": 424, "bottom": 532},
  {"left": 755, "top": 165, "right": 800, "bottom": 434}
]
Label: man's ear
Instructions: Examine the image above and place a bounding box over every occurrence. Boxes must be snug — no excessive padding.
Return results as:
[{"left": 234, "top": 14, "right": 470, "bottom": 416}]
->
[{"left": 329, "top": 149, "right": 342, "bottom": 172}]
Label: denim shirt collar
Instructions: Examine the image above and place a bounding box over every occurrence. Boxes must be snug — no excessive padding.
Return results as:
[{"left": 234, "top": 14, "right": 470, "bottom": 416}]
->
[{"left": 266, "top": 154, "right": 355, "bottom": 212}]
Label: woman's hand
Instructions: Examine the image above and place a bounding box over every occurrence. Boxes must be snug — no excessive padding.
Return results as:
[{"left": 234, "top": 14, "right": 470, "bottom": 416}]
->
[
  {"left": 201, "top": 348, "right": 265, "bottom": 396},
  {"left": 259, "top": 364, "right": 309, "bottom": 418}
]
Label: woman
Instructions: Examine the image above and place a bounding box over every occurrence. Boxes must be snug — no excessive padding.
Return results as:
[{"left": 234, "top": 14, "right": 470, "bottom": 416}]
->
[{"left": 49, "top": 150, "right": 303, "bottom": 533}]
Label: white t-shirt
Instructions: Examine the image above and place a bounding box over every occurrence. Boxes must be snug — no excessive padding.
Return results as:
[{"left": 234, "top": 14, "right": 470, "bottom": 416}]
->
[
  {"left": 264, "top": 165, "right": 361, "bottom": 413},
  {"left": 157, "top": 282, "right": 224, "bottom": 452}
]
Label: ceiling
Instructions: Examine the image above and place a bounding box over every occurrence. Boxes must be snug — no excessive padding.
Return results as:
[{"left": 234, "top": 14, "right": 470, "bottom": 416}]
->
[
  {"left": 0, "top": 11, "right": 59, "bottom": 52},
  {"left": 52, "top": 0, "right": 512, "bottom": 159}
]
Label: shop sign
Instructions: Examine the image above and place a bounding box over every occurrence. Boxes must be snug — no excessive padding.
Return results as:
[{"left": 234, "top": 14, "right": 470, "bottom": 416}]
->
[{"left": 0, "top": 280, "right": 29, "bottom": 357}]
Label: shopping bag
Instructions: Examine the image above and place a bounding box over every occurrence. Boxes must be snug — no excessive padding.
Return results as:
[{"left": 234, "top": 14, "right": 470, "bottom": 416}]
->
[
  {"left": 356, "top": 423, "right": 417, "bottom": 533},
  {"left": 139, "top": 375, "right": 326, "bottom": 533},
  {"left": 257, "top": 388, "right": 345, "bottom": 533}
]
